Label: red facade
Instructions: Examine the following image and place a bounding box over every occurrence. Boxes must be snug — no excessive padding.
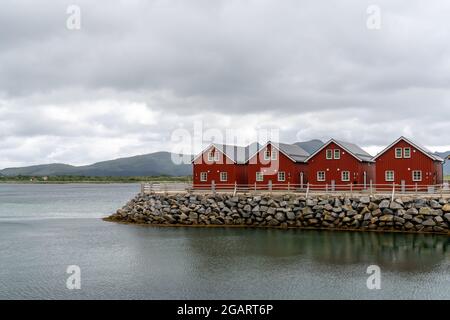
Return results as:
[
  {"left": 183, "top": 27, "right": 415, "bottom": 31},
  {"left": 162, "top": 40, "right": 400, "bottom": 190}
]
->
[
  {"left": 374, "top": 138, "right": 443, "bottom": 188},
  {"left": 246, "top": 143, "right": 308, "bottom": 190},
  {"left": 307, "top": 141, "right": 375, "bottom": 188},
  {"left": 192, "top": 145, "right": 247, "bottom": 189}
]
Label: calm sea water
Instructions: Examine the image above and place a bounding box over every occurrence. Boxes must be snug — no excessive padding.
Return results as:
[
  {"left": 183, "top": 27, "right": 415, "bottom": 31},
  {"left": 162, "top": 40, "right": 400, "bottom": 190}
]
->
[{"left": 0, "top": 183, "right": 448, "bottom": 300}]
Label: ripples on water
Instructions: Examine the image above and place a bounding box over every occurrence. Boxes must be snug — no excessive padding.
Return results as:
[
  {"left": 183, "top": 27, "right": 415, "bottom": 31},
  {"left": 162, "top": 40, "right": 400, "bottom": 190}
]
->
[{"left": 0, "top": 184, "right": 448, "bottom": 299}]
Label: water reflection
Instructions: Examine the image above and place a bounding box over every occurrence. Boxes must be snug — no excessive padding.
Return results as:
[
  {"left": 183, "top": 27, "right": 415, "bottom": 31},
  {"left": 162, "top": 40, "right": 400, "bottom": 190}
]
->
[{"left": 168, "top": 227, "right": 450, "bottom": 273}]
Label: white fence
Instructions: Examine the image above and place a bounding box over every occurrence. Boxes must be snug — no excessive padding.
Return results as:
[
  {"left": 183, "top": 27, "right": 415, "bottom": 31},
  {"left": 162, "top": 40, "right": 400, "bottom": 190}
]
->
[{"left": 141, "top": 181, "right": 450, "bottom": 198}]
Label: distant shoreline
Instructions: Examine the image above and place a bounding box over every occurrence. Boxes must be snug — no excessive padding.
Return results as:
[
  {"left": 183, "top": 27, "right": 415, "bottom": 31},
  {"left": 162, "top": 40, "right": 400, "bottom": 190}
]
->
[{"left": 0, "top": 176, "right": 191, "bottom": 184}]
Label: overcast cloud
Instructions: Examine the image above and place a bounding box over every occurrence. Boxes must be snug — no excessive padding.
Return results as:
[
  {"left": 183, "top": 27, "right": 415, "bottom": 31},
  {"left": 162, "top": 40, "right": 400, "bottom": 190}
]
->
[{"left": 1, "top": 0, "right": 450, "bottom": 168}]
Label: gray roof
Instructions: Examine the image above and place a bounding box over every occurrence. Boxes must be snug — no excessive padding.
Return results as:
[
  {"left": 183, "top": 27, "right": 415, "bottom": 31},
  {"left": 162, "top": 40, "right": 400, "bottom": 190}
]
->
[
  {"left": 373, "top": 136, "right": 445, "bottom": 162},
  {"left": 273, "top": 142, "right": 310, "bottom": 162},
  {"left": 214, "top": 144, "right": 248, "bottom": 164},
  {"left": 334, "top": 140, "right": 374, "bottom": 162}
]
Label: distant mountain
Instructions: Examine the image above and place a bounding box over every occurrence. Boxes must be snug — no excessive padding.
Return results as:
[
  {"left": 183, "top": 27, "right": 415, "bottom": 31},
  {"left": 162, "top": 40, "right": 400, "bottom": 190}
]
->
[
  {"left": 436, "top": 151, "right": 450, "bottom": 175},
  {"left": 294, "top": 139, "right": 324, "bottom": 154},
  {"left": 0, "top": 152, "right": 193, "bottom": 177}
]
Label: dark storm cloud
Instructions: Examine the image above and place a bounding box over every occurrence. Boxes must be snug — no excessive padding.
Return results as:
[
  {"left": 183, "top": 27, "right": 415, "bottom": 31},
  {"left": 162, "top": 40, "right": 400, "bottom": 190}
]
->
[{"left": 0, "top": 0, "right": 450, "bottom": 167}]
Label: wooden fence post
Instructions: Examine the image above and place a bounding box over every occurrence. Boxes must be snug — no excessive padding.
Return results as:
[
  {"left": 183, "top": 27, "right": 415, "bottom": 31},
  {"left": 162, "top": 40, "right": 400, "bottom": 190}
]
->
[
  {"left": 391, "top": 183, "right": 395, "bottom": 202},
  {"left": 233, "top": 181, "right": 237, "bottom": 197},
  {"left": 306, "top": 183, "right": 310, "bottom": 199}
]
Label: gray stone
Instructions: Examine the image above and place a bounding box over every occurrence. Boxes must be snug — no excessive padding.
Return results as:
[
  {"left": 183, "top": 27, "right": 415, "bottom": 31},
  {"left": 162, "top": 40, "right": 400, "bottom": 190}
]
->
[
  {"left": 379, "top": 200, "right": 390, "bottom": 209},
  {"left": 360, "top": 196, "right": 370, "bottom": 204},
  {"left": 405, "top": 222, "right": 414, "bottom": 229},
  {"left": 422, "top": 219, "right": 436, "bottom": 226},
  {"left": 390, "top": 202, "right": 403, "bottom": 210},
  {"left": 286, "top": 211, "right": 296, "bottom": 220},
  {"left": 406, "top": 207, "right": 419, "bottom": 215},
  {"left": 379, "top": 215, "right": 394, "bottom": 222},
  {"left": 275, "top": 212, "right": 286, "bottom": 222},
  {"left": 243, "top": 204, "right": 252, "bottom": 212},
  {"left": 393, "top": 216, "right": 405, "bottom": 224},
  {"left": 429, "top": 200, "right": 441, "bottom": 209},
  {"left": 419, "top": 207, "right": 432, "bottom": 215},
  {"left": 444, "top": 213, "right": 450, "bottom": 222}
]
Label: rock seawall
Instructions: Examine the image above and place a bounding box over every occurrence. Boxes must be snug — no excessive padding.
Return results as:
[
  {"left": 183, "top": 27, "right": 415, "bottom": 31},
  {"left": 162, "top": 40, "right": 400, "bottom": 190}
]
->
[{"left": 106, "top": 193, "right": 450, "bottom": 234}]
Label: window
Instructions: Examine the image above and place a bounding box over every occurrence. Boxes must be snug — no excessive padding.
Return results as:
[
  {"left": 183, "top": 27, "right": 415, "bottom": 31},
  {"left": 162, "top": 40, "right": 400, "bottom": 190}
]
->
[
  {"left": 395, "top": 148, "right": 402, "bottom": 158},
  {"left": 256, "top": 172, "right": 264, "bottom": 182},
  {"left": 334, "top": 149, "right": 341, "bottom": 159},
  {"left": 412, "top": 170, "right": 422, "bottom": 182},
  {"left": 326, "top": 149, "right": 333, "bottom": 159},
  {"left": 220, "top": 172, "right": 228, "bottom": 182},
  {"left": 271, "top": 150, "right": 277, "bottom": 160},
  {"left": 317, "top": 171, "right": 326, "bottom": 181},
  {"left": 404, "top": 147, "right": 411, "bottom": 158},
  {"left": 385, "top": 171, "right": 394, "bottom": 182},
  {"left": 278, "top": 171, "right": 286, "bottom": 182},
  {"left": 200, "top": 172, "right": 208, "bottom": 182},
  {"left": 208, "top": 151, "right": 219, "bottom": 162},
  {"left": 341, "top": 171, "right": 350, "bottom": 182},
  {"left": 264, "top": 150, "right": 271, "bottom": 161}
]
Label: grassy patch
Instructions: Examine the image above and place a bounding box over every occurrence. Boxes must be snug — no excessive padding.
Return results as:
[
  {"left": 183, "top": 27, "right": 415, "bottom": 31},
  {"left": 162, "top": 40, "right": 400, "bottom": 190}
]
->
[{"left": 0, "top": 175, "right": 191, "bottom": 184}]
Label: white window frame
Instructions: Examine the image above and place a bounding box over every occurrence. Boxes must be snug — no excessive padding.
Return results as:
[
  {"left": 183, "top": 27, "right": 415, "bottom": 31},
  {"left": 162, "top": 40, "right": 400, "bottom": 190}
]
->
[
  {"left": 341, "top": 171, "right": 350, "bottom": 182},
  {"left": 214, "top": 152, "right": 220, "bottom": 162},
  {"left": 317, "top": 171, "right": 326, "bottom": 182},
  {"left": 220, "top": 172, "right": 228, "bottom": 182},
  {"left": 264, "top": 150, "right": 271, "bottom": 161},
  {"left": 256, "top": 172, "right": 264, "bottom": 182},
  {"left": 271, "top": 150, "right": 277, "bottom": 160},
  {"left": 334, "top": 149, "right": 341, "bottom": 160},
  {"left": 207, "top": 151, "right": 214, "bottom": 162},
  {"left": 200, "top": 172, "right": 208, "bottom": 182},
  {"left": 385, "top": 170, "right": 394, "bottom": 182},
  {"left": 278, "top": 171, "right": 286, "bottom": 182},
  {"left": 395, "top": 148, "right": 402, "bottom": 159},
  {"left": 403, "top": 147, "right": 411, "bottom": 158},
  {"left": 326, "top": 149, "right": 333, "bottom": 160},
  {"left": 412, "top": 170, "right": 422, "bottom": 182}
]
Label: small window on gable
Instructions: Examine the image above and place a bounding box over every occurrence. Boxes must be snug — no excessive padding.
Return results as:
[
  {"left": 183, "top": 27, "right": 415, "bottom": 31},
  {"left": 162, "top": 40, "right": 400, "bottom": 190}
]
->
[
  {"left": 271, "top": 150, "right": 277, "bottom": 160},
  {"left": 326, "top": 149, "right": 333, "bottom": 160},
  {"left": 334, "top": 149, "right": 341, "bottom": 160},
  {"left": 207, "top": 151, "right": 214, "bottom": 162},
  {"left": 395, "top": 148, "right": 402, "bottom": 159},
  {"left": 264, "top": 150, "right": 271, "bottom": 161},
  {"left": 404, "top": 148, "right": 411, "bottom": 158},
  {"left": 214, "top": 152, "right": 220, "bottom": 162}
]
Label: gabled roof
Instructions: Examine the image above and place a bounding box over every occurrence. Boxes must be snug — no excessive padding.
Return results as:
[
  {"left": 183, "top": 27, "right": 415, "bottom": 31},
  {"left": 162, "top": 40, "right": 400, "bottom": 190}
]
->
[
  {"left": 192, "top": 142, "right": 261, "bottom": 164},
  {"left": 373, "top": 136, "right": 444, "bottom": 162},
  {"left": 305, "top": 139, "right": 374, "bottom": 163},
  {"left": 247, "top": 141, "right": 310, "bottom": 163}
]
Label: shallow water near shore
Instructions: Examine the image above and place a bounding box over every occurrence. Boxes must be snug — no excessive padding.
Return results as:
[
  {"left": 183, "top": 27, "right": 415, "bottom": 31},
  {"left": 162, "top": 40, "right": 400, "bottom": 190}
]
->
[{"left": 0, "top": 184, "right": 449, "bottom": 299}]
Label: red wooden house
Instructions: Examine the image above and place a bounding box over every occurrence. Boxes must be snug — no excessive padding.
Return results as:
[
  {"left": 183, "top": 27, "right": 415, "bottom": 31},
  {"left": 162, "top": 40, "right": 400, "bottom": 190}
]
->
[
  {"left": 305, "top": 139, "right": 375, "bottom": 190},
  {"left": 246, "top": 142, "right": 309, "bottom": 190},
  {"left": 373, "top": 136, "right": 444, "bottom": 189},
  {"left": 192, "top": 143, "right": 258, "bottom": 189}
]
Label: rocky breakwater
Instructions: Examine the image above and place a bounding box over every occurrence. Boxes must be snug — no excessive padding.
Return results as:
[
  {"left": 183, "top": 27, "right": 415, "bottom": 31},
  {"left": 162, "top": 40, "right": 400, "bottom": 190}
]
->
[{"left": 106, "top": 193, "right": 450, "bottom": 234}]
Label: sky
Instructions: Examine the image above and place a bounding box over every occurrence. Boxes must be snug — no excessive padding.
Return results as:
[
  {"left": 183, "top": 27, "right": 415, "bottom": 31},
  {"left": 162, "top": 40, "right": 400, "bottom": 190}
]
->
[{"left": 1, "top": 0, "right": 450, "bottom": 168}]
